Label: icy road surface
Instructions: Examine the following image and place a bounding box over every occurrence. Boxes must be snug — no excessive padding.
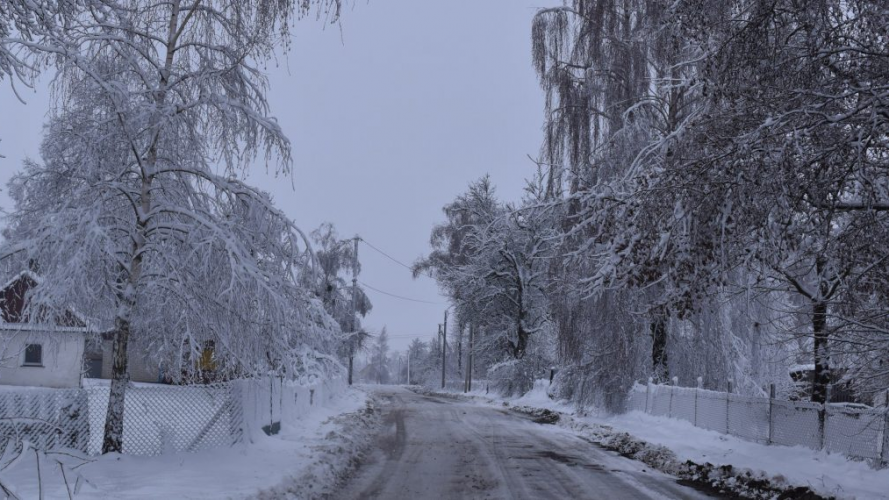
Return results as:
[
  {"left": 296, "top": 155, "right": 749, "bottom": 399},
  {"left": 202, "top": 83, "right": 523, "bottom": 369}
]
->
[{"left": 335, "top": 386, "right": 719, "bottom": 499}]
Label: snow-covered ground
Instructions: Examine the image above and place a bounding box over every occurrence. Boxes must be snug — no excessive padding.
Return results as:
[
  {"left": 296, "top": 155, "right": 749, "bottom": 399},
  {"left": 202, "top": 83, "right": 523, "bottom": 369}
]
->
[
  {"left": 0, "top": 385, "right": 376, "bottom": 499},
  {"left": 450, "top": 380, "right": 889, "bottom": 500}
]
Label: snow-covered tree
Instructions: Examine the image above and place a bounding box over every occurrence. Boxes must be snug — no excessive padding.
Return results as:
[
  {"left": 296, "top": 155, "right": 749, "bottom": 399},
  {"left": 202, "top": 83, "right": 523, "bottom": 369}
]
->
[
  {"left": 634, "top": 0, "right": 889, "bottom": 403},
  {"left": 1, "top": 0, "right": 343, "bottom": 453},
  {"left": 405, "top": 338, "right": 430, "bottom": 385},
  {"left": 531, "top": 0, "right": 710, "bottom": 385},
  {"left": 528, "top": 0, "right": 889, "bottom": 406},
  {"left": 417, "top": 177, "right": 558, "bottom": 393},
  {"left": 368, "top": 327, "right": 390, "bottom": 384}
]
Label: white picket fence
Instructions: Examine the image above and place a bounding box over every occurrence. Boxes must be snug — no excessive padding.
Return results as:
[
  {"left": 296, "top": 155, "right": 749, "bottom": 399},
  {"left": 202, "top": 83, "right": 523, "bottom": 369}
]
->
[
  {"left": 627, "top": 382, "right": 889, "bottom": 466},
  {"left": 0, "top": 377, "right": 344, "bottom": 456}
]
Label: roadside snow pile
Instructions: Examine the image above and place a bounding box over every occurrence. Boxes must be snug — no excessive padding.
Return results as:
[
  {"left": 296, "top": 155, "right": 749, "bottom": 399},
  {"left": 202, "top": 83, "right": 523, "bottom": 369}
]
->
[
  {"left": 0, "top": 385, "right": 376, "bottom": 499},
  {"left": 560, "top": 418, "right": 829, "bottom": 499}
]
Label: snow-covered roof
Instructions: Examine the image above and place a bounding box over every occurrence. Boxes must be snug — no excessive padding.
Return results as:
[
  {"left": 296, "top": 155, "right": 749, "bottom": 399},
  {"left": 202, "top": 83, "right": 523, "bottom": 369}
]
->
[
  {"left": 0, "top": 269, "right": 93, "bottom": 333},
  {"left": 788, "top": 364, "right": 815, "bottom": 373},
  {"left": 0, "top": 322, "right": 89, "bottom": 334},
  {"left": 0, "top": 269, "right": 42, "bottom": 291}
]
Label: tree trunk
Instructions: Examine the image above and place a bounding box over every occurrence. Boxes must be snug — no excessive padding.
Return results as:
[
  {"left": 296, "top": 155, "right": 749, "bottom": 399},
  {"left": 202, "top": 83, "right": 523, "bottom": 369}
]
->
[
  {"left": 456, "top": 323, "right": 463, "bottom": 375},
  {"left": 515, "top": 324, "right": 528, "bottom": 359},
  {"left": 102, "top": 320, "right": 131, "bottom": 453},
  {"left": 651, "top": 312, "right": 668, "bottom": 383},
  {"left": 102, "top": 176, "right": 150, "bottom": 453},
  {"left": 514, "top": 282, "right": 528, "bottom": 359},
  {"left": 348, "top": 353, "right": 353, "bottom": 385},
  {"left": 811, "top": 299, "right": 830, "bottom": 404}
]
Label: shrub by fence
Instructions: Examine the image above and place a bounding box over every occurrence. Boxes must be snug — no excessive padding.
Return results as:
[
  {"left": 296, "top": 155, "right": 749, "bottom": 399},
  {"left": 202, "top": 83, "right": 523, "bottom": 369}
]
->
[
  {"left": 0, "top": 377, "right": 344, "bottom": 457},
  {"left": 627, "top": 382, "right": 889, "bottom": 466}
]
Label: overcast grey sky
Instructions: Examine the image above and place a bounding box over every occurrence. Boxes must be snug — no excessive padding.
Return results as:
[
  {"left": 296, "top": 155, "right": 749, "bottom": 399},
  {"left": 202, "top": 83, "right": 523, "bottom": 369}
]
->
[{"left": 0, "top": 0, "right": 558, "bottom": 351}]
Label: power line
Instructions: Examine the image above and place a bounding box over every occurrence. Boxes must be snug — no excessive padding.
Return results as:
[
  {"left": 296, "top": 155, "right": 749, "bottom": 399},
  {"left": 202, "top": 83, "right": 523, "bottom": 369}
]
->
[
  {"left": 360, "top": 280, "right": 443, "bottom": 305},
  {"left": 359, "top": 238, "right": 417, "bottom": 274}
]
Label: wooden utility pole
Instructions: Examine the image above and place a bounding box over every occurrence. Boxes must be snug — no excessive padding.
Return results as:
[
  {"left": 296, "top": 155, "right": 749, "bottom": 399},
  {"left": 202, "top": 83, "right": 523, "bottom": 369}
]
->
[
  {"left": 439, "top": 323, "right": 444, "bottom": 389},
  {"left": 407, "top": 349, "right": 410, "bottom": 385},
  {"left": 465, "top": 323, "right": 474, "bottom": 393},
  {"left": 348, "top": 236, "right": 359, "bottom": 386},
  {"left": 441, "top": 310, "right": 448, "bottom": 389}
]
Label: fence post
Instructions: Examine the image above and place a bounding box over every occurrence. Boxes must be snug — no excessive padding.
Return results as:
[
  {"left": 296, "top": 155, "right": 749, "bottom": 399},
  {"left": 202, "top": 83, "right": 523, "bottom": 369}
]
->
[
  {"left": 645, "top": 377, "right": 652, "bottom": 414},
  {"left": 269, "top": 376, "right": 274, "bottom": 431},
  {"left": 882, "top": 410, "right": 889, "bottom": 467},
  {"left": 669, "top": 377, "right": 678, "bottom": 418},
  {"left": 726, "top": 380, "right": 733, "bottom": 435},
  {"left": 767, "top": 384, "right": 776, "bottom": 445},
  {"left": 694, "top": 377, "right": 702, "bottom": 427},
  {"left": 819, "top": 385, "right": 831, "bottom": 450}
]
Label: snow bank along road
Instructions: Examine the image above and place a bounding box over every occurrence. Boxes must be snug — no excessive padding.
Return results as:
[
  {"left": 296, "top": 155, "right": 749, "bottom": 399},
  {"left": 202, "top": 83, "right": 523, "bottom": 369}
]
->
[{"left": 335, "top": 386, "right": 719, "bottom": 499}]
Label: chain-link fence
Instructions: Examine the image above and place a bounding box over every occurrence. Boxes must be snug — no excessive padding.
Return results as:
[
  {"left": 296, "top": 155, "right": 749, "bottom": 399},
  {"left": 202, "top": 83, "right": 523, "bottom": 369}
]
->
[
  {"left": 0, "top": 377, "right": 343, "bottom": 457},
  {"left": 0, "top": 388, "right": 90, "bottom": 453},
  {"left": 84, "top": 383, "right": 240, "bottom": 455},
  {"left": 627, "top": 382, "right": 889, "bottom": 466}
]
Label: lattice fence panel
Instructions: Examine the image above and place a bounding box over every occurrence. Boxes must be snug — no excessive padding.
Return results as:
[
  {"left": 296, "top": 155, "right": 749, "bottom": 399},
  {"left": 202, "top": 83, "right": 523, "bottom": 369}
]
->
[
  {"left": 727, "top": 394, "right": 769, "bottom": 443},
  {"left": 0, "top": 389, "right": 90, "bottom": 454},
  {"left": 85, "top": 383, "right": 239, "bottom": 456},
  {"left": 695, "top": 389, "right": 728, "bottom": 434},
  {"left": 626, "top": 385, "right": 647, "bottom": 413},
  {"left": 0, "top": 377, "right": 343, "bottom": 458},
  {"left": 648, "top": 385, "right": 671, "bottom": 417},
  {"left": 670, "top": 387, "right": 696, "bottom": 424},
  {"left": 770, "top": 399, "right": 822, "bottom": 450},
  {"left": 823, "top": 407, "right": 884, "bottom": 460}
]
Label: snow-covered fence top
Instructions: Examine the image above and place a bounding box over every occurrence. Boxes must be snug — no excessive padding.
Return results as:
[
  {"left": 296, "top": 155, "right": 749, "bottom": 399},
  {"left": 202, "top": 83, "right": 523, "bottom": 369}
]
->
[
  {"left": 627, "top": 382, "right": 889, "bottom": 467},
  {"left": 0, "top": 377, "right": 344, "bottom": 457}
]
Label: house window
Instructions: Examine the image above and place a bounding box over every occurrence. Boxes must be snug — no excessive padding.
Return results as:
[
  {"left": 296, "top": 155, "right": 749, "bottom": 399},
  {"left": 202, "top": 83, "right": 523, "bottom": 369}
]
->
[{"left": 23, "top": 344, "right": 43, "bottom": 366}]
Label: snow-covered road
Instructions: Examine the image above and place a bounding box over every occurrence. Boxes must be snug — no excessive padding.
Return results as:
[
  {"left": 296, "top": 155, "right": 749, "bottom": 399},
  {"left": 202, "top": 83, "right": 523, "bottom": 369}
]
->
[{"left": 335, "top": 386, "right": 718, "bottom": 499}]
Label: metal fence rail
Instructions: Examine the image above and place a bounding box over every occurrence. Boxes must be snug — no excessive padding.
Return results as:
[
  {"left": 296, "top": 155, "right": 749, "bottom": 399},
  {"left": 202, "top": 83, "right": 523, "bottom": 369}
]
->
[
  {"left": 627, "top": 382, "right": 889, "bottom": 467},
  {"left": 0, "top": 377, "right": 342, "bottom": 457}
]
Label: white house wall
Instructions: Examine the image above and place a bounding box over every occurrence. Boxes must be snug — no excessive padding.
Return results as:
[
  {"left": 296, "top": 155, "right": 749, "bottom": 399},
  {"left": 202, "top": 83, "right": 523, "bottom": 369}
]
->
[
  {"left": 100, "top": 340, "right": 162, "bottom": 383},
  {"left": 0, "top": 329, "right": 85, "bottom": 388}
]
